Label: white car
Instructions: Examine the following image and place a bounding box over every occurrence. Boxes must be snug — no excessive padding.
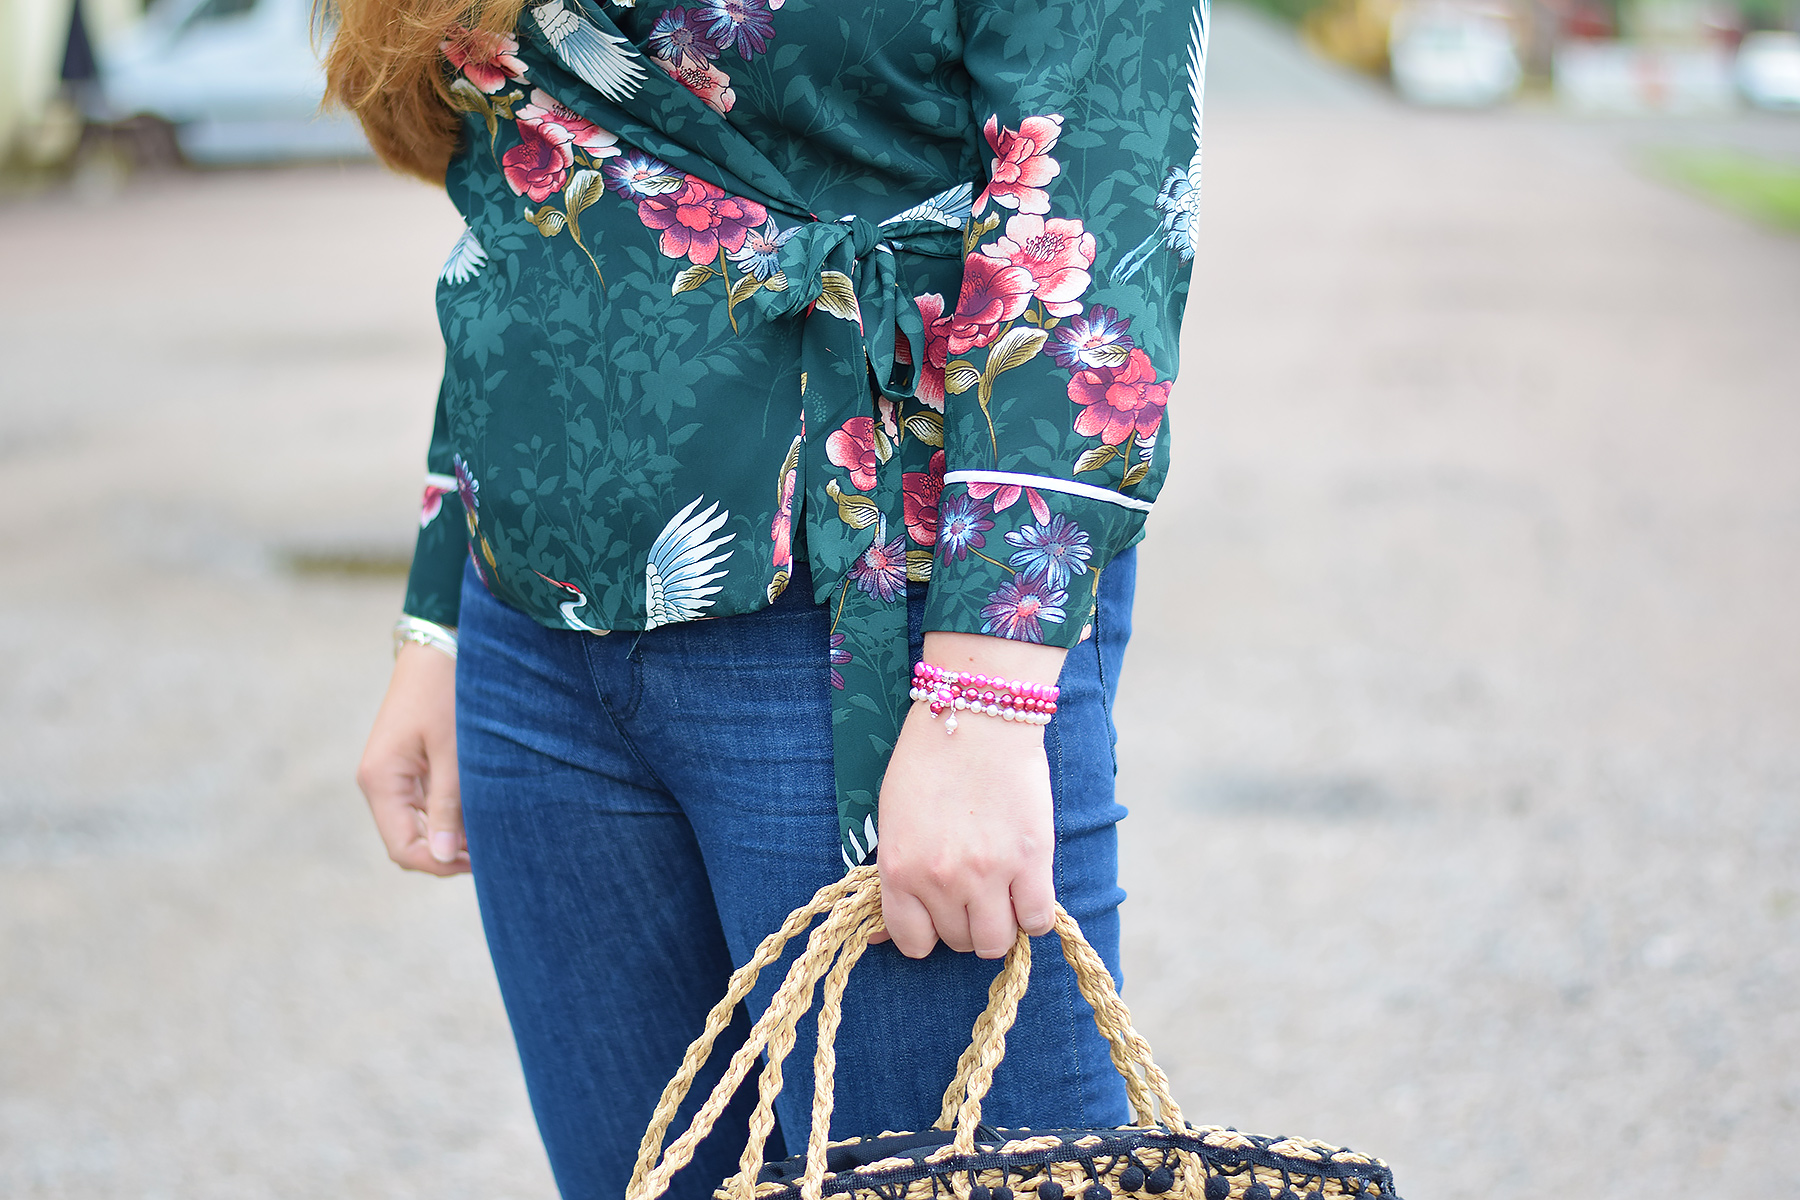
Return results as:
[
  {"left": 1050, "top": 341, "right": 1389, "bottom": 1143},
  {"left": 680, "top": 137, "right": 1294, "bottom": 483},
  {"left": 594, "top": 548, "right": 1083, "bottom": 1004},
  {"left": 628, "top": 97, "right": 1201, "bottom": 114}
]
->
[
  {"left": 1389, "top": 1, "right": 1522, "bottom": 107},
  {"left": 1737, "top": 31, "right": 1800, "bottom": 111},
  {"left": 100, "top": 0, "right": 370, "bottom": 163}
]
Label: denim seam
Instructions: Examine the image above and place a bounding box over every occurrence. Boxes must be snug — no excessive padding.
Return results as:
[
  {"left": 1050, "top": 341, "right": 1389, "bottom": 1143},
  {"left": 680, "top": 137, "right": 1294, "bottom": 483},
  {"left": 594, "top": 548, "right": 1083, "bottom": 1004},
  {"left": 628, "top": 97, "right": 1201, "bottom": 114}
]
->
[
  {"left": 1091, "top": 593, "right": 1120, "bottom": 779},
  {"left": 1048, "top": 717, "right": 1087, "bottom": 1127},
  {"left": 579, "top": 633, "right": 676, "bottom": 796}
]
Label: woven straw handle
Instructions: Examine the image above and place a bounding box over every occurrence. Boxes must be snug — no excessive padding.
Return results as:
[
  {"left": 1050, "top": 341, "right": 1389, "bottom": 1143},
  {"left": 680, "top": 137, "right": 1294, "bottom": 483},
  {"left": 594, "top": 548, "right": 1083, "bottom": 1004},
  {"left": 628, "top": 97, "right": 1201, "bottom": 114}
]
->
[
  {"left": 625, "top": 866, "right": 1187, "bottom": 1200},
  {"left": 934, "top": 906, "right": 1188, "bottom": 1152}
]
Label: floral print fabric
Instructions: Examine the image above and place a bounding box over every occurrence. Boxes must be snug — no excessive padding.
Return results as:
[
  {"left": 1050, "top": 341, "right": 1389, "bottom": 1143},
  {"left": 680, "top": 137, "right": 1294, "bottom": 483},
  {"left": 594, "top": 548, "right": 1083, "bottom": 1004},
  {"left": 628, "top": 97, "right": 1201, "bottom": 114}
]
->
[{"left": 405, "top": 0, "right": 1210, "bottom": 867}]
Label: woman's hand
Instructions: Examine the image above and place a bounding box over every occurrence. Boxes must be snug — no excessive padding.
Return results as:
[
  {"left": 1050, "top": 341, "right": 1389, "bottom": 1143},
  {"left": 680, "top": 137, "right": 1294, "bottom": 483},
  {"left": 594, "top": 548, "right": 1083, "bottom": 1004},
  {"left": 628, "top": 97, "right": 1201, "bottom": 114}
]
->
[
  {"left": 876, "top": 631, "right": 1067, "bottom": 960},
  {"left": 356, "top": 641, "right": 468, "bottom": 875}
]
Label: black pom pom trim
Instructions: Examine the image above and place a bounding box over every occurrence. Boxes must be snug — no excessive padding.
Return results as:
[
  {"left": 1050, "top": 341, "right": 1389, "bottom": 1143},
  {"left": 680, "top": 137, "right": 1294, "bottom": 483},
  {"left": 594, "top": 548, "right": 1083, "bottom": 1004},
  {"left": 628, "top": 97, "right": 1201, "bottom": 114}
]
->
[
  {"left": 1118, "top": 1167, "right": 1146, "bottom": 1193},
  {"left": 1145, "top": 1167, "right": 1175, "bottom": 1195},
  {"left": 1204, "top": 1176, "right": 1231, "bottom": 1200},
  {"left": 1039, "top": 1182, "right": 1065, "bottom": 1200}
]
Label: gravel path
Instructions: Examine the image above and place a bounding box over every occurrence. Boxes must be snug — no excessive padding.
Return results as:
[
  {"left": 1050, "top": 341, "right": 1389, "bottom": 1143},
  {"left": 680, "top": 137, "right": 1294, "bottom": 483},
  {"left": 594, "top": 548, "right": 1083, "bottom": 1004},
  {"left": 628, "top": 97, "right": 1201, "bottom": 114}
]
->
[{"left": 2, "top": 13, "right": 1796, "bottom": 1197}]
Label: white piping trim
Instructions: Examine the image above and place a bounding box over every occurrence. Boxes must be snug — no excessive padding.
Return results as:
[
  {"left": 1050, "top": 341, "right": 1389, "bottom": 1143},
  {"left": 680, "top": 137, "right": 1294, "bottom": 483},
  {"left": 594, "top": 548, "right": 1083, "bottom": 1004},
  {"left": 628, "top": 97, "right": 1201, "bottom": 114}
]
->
[{"left": 943, "top": 469, "right": 1155, "bottom": 513}]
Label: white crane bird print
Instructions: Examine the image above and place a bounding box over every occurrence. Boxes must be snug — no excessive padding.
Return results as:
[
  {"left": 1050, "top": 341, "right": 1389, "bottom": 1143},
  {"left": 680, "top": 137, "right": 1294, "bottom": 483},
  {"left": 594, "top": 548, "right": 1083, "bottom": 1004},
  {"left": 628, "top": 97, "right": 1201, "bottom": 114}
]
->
[
  {"left": 880, "top": 182, "right": 975, "bottom": 230},
  {"left": 1111, "top": 0, "right": 1210, "bottom": 284},
  {"left": 644, "top": 497, "right": 736, "bottom": 629},
  {"left": 534, "top": 571, "right": 611, "bottom": 633},
  {"left": 440, "top": 226, "right": 487, "bottom": 285},
  {"left": 530, "top": 0, "right": 648, "bottom": 102}
]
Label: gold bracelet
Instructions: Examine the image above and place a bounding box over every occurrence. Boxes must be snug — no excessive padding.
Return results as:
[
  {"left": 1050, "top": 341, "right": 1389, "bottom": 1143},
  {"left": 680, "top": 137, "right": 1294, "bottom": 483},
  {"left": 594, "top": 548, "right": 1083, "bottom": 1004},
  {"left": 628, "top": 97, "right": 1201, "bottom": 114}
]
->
[{"left": 392, "top": 616, "right": 458, "bottom": 661}]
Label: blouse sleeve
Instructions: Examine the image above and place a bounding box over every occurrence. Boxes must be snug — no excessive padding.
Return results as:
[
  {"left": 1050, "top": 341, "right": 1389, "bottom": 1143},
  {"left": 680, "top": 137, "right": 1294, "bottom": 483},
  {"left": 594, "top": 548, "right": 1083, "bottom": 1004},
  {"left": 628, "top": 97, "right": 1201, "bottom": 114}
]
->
[
  {"left": 401, "top": 373, "right": 469, "bottom": 629},
  {"left": 922, "top": 0, "right": 1206, "bottom": 646}
]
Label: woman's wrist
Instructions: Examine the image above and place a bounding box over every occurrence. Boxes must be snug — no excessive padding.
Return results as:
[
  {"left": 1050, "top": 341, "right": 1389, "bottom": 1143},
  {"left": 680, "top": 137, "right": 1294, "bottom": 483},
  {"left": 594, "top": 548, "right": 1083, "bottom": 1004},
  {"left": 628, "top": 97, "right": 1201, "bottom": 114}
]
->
[
  {"left": 914, "top": 631, "right": 1067, "bottom": 735},
  {"left": 920, "top": 630, "right": 1066, "bottom": 686},
  {"left": 393, "top": 615, "right": 458, "bottom": 661}
]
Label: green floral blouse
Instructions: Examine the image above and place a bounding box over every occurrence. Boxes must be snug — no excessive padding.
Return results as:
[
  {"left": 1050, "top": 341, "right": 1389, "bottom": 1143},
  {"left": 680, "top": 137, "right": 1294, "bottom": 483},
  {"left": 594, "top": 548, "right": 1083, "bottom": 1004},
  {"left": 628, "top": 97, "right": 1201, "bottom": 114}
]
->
[{"left": 404, "top": 0, "right": 1210, "bottom": 867}]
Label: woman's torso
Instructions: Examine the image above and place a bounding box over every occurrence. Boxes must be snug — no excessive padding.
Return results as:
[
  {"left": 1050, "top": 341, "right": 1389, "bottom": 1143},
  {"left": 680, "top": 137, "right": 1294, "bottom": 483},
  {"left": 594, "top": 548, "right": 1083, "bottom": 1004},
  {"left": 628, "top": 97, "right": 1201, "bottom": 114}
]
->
[{"left": 435, "top": 0, "right": 982, "bottom": 633}]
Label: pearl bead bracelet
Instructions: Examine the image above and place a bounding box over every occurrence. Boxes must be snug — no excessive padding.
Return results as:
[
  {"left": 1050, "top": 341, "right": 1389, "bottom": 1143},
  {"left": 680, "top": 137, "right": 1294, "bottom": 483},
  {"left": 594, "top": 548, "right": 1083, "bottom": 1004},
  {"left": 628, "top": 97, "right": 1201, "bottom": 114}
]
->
[{"left": 909, "top": 661, "right": 1060, "bottom": 734}]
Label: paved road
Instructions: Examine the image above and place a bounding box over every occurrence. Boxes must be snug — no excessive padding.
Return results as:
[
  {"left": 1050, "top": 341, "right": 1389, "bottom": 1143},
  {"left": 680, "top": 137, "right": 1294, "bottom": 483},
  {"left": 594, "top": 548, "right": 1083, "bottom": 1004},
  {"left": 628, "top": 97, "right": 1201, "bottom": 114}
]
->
[{"left": 3, "top": 12, "right": 1797, "bottom": 1198}]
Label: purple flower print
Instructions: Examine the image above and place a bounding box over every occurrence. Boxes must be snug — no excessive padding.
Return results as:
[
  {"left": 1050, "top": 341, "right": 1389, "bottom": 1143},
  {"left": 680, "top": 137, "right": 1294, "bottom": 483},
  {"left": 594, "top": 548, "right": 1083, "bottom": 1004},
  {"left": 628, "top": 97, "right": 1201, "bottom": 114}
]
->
[
  {"left": 602, "top": 151, "right": 683, "bottom": 200},
  {"left": 1004, "top": 514, "right": 1092, "bottom": 589},
  {"left": 980, "top": 574, "right": 1067, "bottom": 643},
  {"left": 727, "top": 219, "right": 800, "bottom": 281},
  {"left": 936, "top": 489, "right": 993, "bottom": 564},
  {"left": 829, "top": 631, "right": 851, "bottom": 689},
  {"left": 1048, "top": 304, "right": 1135, "bottom": 371},
  {"left": 936, "top": 492, "right": 994, "bottom": 563},
  {"left": 646, "top": 7, "right": 720, "bottom": 62},
  {"left": 698, "top": 0, "right": 775, "bottom": 59},
  {"left": 849, "top": 532, "right": 908, "bottom": 603},
  {"left": 452, "top": 453, "right": 480, "bottom": 512}
]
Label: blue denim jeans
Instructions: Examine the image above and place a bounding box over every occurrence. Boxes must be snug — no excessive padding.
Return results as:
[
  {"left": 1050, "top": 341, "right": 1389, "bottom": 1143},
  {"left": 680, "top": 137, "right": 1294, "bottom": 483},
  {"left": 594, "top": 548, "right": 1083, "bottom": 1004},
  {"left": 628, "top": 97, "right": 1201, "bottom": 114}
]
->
[{"left": 454, "top": 550, "right": 1137, "bottom": 1200}]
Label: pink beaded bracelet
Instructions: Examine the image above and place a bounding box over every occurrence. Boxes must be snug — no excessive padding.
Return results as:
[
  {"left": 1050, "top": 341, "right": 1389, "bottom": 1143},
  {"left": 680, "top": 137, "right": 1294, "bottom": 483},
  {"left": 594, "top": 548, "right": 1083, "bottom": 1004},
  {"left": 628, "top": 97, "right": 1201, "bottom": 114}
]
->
[{"left": 909, "top": 661, "right": 1060, "bottom": 734}]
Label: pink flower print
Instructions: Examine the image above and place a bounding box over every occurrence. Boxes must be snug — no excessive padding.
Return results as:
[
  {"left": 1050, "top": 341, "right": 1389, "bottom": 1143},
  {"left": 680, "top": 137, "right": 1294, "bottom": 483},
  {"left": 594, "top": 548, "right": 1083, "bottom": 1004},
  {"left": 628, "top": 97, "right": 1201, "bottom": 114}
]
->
[
  {"left": 652, "top": 52, "right": 737, "bottom": 113},
  {"left": 974, "top": 114, "right": 1063, "bottom": 216},
  {"left": 1069, "top": 348, "right": 1171, "bottom": 445},
  {"left": 965, "top": 478, "right": 1051, "bottom": 524},
  {"left": 897, "top": 292, "right": 950, "bottom": 411},
  {"left": 877, "top": 396, "right": 899, "bottom": 445},
  {"left": 514, "top": 89, "right": 620, "bottom": 158},
  {"left": 985, "top": 215, "right": 1094, "bottom": 318},
  {"left": 903, "top": 450, "right": 945, "bottom": 547},
  {"left": 635, "top": 176, "right": 767, "bottom": 264},
  {"left": 826, "top": 416, "right": 879, "bottom": 492},
  {"left": 420, "top": 479, "right": 452, "bottom": 528},
  {"left": 771, "top": 461, "right": 796, "bottom": 570},
  {"left": 944, "top": 253, "right": 1035, "bottom": 355},
  {"left": 501, "top": 119, "right": 573, "bottom": 201},
  {"left": 441, "top": 28, "right": 527, "bottom": 94}
]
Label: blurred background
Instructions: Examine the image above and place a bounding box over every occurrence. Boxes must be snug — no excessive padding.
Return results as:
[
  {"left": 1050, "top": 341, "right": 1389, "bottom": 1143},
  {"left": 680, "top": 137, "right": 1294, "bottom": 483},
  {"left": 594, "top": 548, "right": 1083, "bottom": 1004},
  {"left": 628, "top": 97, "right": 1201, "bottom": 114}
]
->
[{"left": 1, "top": 0, "right": 1797, "bottom": 1195}]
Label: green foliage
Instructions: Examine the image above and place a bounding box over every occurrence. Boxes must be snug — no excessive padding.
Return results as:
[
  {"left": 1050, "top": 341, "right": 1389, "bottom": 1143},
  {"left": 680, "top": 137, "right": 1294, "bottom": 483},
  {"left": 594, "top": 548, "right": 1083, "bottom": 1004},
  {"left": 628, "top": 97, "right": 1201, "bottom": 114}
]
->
[
  {"left": 1234, "top": 0, "right": 1333, "bottom": 24},
  {"left": 1650, "top": 149, "right": 1800, "bottom": 234}
]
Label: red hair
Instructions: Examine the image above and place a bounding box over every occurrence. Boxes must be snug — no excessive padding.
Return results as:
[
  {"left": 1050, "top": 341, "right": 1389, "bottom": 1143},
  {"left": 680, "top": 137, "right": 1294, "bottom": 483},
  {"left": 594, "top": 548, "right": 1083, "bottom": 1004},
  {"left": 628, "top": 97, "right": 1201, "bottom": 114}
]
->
[{"left": 319, "top": 0, "right": 527, "bottom": 182}]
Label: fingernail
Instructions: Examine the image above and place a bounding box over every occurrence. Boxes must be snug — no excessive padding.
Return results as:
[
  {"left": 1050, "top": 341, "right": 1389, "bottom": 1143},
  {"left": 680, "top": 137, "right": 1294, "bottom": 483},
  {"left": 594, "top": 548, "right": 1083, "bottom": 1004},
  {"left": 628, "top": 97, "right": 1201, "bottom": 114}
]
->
[{"left": 430, "top": 831, "right": 457, "bottom": 863}]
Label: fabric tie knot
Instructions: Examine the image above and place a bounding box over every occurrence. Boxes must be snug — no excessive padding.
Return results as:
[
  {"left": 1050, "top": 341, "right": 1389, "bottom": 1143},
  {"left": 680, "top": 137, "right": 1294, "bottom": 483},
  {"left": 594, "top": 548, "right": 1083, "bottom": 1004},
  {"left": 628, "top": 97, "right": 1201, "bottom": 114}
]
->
[
  {"left": 748, "top": 213, "right": 961, "bottom": 407},
  {"left": 841, "top": 214, "right": 882, "bottom": 260},
  {"left": 738, "top": 208, "right": 964, "bottom": 865}
]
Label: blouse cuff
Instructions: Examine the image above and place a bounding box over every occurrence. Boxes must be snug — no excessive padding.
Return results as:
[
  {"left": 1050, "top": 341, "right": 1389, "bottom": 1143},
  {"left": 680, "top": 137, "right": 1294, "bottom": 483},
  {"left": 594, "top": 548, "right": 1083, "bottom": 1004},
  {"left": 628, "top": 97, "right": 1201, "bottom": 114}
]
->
[{"left": 921, "top": 477, "right": 1148, "bottom": 650}]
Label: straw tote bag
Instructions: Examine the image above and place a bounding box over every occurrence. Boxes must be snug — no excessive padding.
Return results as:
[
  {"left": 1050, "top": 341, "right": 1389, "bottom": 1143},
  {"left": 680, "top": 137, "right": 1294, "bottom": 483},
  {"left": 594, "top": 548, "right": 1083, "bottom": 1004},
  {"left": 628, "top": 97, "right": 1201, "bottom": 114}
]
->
[{"left": 626, "top": 867, "right": 1402, "bottom": 1200}]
